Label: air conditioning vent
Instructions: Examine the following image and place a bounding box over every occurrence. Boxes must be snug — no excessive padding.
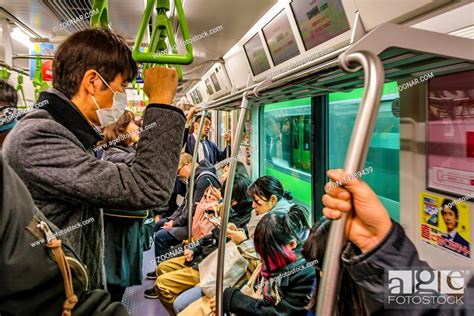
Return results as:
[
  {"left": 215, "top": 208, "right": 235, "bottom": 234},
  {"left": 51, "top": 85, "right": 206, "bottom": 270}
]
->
[{"left": 38, "top": 0, "right": 93, "bottom": 33}]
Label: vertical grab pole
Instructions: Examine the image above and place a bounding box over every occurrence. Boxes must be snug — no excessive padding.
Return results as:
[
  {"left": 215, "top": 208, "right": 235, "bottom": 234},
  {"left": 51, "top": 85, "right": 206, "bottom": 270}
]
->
[
  {"left": 187, "top": 107, "right": 209, "bottom": 241},
  {"left": 215, "top": 93, "right": 250, "bottom": 316},
  {"left": 316, "top": 50, "right": 385, "bottom": 315}
]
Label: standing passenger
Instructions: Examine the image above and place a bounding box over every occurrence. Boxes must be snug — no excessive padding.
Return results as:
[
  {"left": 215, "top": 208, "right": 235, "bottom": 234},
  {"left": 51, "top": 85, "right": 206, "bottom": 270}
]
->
[
  {"left": 0, "top": 79, "right": 18, "bottom": 148},
  {"left": 185, "top": 115, "right": 230, "bottom": 164},
  {"left": 3, "top": 28, "right": 185, "bottom": 290},
  {"left": 100, "top": 111, "right": 146, "bottom": 302}
]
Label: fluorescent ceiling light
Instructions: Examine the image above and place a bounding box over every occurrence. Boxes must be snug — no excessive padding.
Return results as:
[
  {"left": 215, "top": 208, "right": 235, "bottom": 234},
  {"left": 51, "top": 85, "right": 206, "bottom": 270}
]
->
[{"left": 11, "top": 27, "right": 33, "bottom": 49}]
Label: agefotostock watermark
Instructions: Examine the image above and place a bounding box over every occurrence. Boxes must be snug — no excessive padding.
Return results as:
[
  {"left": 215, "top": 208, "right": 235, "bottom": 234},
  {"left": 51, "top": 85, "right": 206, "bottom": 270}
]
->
[
  {"left": 385, "top": 268, "right": 470, "bottom": 309},
  {"left": 153, "top": 25, "right": 224, "bottom": 58},
  {"left": 269, "top": 47, "right": 334, "bottom": 78},
  {"left": 0, "top": 99, "right": 49, "bottom": 126},
  {"left": 257, "top": 259, "right": 319, "bottom": 290},
  {"left": 92, "top": 122, "right": 158, "bottom": 152},
  {"left": 31, "top": 217, "right": 95, "bottom": 247}
]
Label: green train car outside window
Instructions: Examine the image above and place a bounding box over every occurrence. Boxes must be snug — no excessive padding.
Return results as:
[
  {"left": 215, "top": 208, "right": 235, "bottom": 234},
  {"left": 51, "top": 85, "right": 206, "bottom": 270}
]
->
[{"left": 328, "top": 82, "right": 401, "bottom": 221}]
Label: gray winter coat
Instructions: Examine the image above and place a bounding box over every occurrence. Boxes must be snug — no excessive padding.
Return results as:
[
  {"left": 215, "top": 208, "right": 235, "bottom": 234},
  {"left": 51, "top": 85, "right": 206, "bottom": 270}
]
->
[{"left": 3, "top": 88, "right": 185, "bottom": 290}]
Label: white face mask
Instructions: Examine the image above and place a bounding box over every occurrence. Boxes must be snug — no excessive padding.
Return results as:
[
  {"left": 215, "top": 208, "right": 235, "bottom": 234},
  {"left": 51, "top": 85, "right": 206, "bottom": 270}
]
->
[{"left": 90, "top": 72, "right": 128, "bottom": 127}]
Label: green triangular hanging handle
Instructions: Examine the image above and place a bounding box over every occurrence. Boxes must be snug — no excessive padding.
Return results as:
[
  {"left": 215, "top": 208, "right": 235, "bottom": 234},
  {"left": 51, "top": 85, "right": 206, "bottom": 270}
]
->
[{"left": 90, "top": 0, "right": 110, "bottom": 28}]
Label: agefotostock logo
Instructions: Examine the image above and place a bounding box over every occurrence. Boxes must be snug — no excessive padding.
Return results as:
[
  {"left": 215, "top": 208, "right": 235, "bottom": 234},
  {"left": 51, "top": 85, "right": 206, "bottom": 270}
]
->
[{"left": 385, "top": 268, "right": 468, "bottom": 309}]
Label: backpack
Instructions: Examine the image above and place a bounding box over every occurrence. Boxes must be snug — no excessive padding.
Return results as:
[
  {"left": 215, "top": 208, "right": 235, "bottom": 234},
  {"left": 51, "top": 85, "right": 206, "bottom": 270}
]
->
[{"left": 0, "top": 210, "right": 128, "bottom": 316}]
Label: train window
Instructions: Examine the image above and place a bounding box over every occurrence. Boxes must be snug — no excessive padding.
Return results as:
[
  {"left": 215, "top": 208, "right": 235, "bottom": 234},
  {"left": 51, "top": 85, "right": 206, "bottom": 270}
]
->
[
  {"left": 328, "top": 82, "right": 401, "bottom": 221},
  {"left": 261, "top": 98, "right": 312, "bottom": 209}
]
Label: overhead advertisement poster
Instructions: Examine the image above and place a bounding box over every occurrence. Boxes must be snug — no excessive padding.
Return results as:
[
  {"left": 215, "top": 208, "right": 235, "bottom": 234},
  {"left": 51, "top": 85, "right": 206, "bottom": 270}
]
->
[
  {"left": 290, "top": 0, "right": 350, "bottom": 50},
  {"left": 420, "top": 192, "right": 471, "bottom": 258},
  {"left": 427, "top": 70, "right": 474, "bottom": 197}
]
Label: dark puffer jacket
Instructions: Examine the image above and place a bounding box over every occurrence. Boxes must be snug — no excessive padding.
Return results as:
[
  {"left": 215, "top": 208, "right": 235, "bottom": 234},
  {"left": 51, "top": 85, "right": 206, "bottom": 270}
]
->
[
  {"left": 342, "top": 221, "right": 474, "bottom": 315},
  {"left": 223, "top": 258, "right": 315, "bottom": 315}
]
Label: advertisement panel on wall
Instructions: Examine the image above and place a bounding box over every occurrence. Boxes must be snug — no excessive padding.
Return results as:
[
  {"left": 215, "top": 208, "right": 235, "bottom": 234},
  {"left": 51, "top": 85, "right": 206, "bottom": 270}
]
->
[
  {"left": 427, "top": 71, "right": 474, "bottom": 197},
  {"left": 420, "top": 192, "right": 471, "bottom": 259}
]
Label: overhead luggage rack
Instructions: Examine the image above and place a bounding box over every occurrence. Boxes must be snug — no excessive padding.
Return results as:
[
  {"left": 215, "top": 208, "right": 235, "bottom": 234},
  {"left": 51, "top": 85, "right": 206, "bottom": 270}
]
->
[
  {"left": 210, "top": 21, "right": 474, "bottom": 316},
  {"left": 206, "top": 22, "right": 474, "bottom": 111}
]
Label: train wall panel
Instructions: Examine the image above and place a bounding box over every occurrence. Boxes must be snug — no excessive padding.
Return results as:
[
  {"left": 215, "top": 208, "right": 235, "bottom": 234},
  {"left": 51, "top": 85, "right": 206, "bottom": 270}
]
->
[{"left": 400, "top": 82, "right": 474, "bottom": 269}]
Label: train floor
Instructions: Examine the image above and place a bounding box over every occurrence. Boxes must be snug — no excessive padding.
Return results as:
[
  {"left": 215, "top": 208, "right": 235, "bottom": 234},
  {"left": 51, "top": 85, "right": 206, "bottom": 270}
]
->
[{"left": 121, "top": 248, "right": 170, "bottom": 316}]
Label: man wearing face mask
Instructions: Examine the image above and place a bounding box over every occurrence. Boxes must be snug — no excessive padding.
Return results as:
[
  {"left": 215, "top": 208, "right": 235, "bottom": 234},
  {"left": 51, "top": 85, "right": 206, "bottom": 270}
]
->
[{"left": 3, "top": 28, "right": 186, "bottom": 290}]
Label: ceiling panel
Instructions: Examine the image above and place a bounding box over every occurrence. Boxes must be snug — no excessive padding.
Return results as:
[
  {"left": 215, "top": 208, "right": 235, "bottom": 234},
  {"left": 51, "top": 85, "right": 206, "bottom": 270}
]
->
[{"left": 0, "top": 0, "right": 276, "bottom": 81}]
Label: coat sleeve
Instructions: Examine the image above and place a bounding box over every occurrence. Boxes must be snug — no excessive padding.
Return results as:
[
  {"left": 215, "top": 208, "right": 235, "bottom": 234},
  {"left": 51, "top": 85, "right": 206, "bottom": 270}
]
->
[
  {"left": 102, "top": 148, "right": 135, "bottom": 165},
  {"left": 6, "top": 104, "right": 185, "bottom": 211},
  {"left": 211, "top": 142, "right": 229, "bottom": 163},
  {"left": 342, "top": 221, "right": 474, "bottom": 314}
]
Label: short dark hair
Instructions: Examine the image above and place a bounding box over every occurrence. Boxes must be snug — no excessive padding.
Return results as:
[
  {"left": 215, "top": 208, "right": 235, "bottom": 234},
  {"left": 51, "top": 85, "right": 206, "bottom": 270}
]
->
[
  {"left": 194, "top": 115, "right": 211, "bottom": 124},
  {"left": 0, "top": 80, "right": 18, "bottom": 110},
  {"left": 53, "top": 28, "right": 138, "bottom": 99},
  {"left": 223, "top": 175, "right": 252, "bottom": 204},
  {"left": 441, "top": 199, "right": 458, "bottom": 219}
]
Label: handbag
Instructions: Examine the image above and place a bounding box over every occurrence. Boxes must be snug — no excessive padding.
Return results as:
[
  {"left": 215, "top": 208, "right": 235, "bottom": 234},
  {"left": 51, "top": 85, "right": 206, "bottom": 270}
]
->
[
  {"left": 192, "top": 192, "right": 220, "bottom": 240},
  {"left": 198, "top": 241, "right": 249, "bottom": 297},
  {"left": 240, "top": 262, "right": 264, "bottom": 299}
]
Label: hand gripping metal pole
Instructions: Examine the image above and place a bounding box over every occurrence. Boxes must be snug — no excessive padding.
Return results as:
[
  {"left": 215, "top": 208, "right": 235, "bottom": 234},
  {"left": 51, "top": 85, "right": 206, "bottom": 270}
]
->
[
  {"left": 316, "top": 50, "right": 385, "bottom": 316},
  {"left": 187, "top": 106, "right": 209, "bottom": 242},
  {"left": 214, "top": 92, "right": 250, "bottom": 316}
]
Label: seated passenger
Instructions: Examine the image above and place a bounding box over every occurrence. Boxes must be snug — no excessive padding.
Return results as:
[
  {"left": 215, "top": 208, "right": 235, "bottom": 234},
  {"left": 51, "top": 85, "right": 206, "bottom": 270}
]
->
[
  {"left": 322, "top": 169, "right": 474, "bottom": 314},
  {"left": 184, "top": 114, "right": 230, "bottom": 165},
  {"left": 229, "top": 175, "right": 294, "bottom": 244},
  {"left": 172, "top": 176, "right": 294, "bottom": 314},
  {"left": 3, "top": 28, "right": 185, "bottom": 290},
  {"left": 158, "top": 154, "right": 193, "bottom": 221},
  {"left": 99, "top": 111, "right": 146, "bottom": 302},
  {"left": 302, "top": 218, "right": 363, "bottom": 315},
  {"left": 209, "top": 205, "right": 314, "bottom": 315},
  {"left": 153, "top": 157, "right": 221, "bottom": 264},
  {"left": 0, "top": 79, "right": 19, "bottom": 148},
  {"left": 145, "top": 174, "right": 253, "bottom": 312}
]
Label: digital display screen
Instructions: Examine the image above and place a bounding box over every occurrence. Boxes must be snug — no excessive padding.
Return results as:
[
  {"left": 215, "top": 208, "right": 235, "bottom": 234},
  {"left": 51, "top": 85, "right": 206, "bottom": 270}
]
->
[
  {"left": 205, "top": 79, "right": 214, "bottom": 95},
  {"left": 427, "top": 70, "right": 474, "bottom": 197},
  {"left": 211, "top": 73, "right": 221, "bottom": 92},
  {"left": 243, "top": 34, "right": 271, "bottom": 76},
  {"left": 262, "top": 10, "right": 300, "bottom": 66},
  {"left": 291, "top": 0, "right": 350, "bottom": 50}
]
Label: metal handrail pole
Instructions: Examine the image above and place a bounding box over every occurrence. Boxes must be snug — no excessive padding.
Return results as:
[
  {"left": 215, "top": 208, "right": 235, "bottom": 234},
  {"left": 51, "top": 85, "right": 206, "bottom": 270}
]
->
[
  {"left": 187, "top": 106, "right": 209, "bottom": 241},
  {"left": 316, "top": 50, "right": 385, "bottom": 315},
  {"left": 215, "top": 92, "right": 250, "bottom": 316}
]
